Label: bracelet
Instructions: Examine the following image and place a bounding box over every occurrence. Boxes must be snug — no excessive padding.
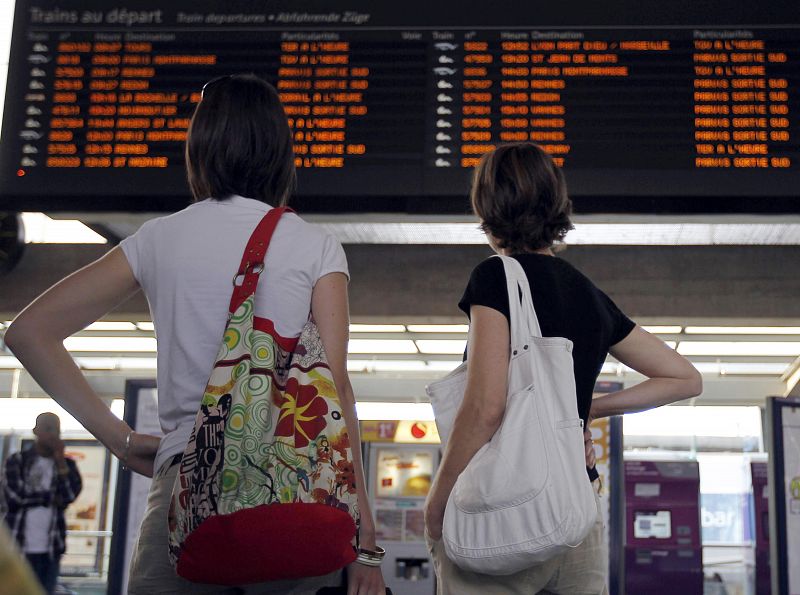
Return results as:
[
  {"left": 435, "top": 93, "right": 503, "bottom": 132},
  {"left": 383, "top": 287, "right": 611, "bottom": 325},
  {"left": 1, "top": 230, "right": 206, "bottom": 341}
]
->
[
  {"left": 355, "top": 545, "right": 385, "bottom": 567},
  {"left": 121, "top": 429, "right": 133, "bottom": 470}
]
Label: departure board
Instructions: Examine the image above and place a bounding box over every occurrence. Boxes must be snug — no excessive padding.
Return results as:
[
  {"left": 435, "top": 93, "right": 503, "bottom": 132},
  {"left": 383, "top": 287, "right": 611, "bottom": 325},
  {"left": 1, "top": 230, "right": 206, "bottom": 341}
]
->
[{"left": 1, "top": 0, "right": 799, "bottom": 213}]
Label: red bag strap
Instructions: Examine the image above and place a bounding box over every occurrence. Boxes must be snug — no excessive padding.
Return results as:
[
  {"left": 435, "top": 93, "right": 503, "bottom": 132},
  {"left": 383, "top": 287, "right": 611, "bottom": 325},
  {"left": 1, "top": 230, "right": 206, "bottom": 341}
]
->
[{"left": 228, "top": 206, "right": 292, "bottom": 314}]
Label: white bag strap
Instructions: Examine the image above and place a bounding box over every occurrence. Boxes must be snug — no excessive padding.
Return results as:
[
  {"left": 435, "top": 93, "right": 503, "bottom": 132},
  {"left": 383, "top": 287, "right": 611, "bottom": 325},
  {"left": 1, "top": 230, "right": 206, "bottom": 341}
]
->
[{"left": 496, "top": 255, "right": 543, "bottom": 341}]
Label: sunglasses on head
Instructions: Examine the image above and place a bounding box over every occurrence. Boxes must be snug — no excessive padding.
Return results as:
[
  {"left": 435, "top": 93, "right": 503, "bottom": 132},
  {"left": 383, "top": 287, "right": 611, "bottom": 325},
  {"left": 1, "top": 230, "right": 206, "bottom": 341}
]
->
[{"left": 200, "top": 75, "right": 232, "bottom": 100}]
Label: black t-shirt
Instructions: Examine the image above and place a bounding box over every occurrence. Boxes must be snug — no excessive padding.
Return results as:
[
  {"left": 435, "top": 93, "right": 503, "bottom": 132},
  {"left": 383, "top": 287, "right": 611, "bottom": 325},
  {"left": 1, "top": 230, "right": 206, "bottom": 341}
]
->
[{"left": 459, "top": 254, "right": 636, "bottom": 479}]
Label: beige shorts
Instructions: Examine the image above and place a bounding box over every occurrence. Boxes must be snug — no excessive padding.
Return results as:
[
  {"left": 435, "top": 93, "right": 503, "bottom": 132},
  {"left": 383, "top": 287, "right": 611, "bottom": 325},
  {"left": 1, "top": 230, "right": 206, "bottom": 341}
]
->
[
  {"left": 128, "top": 460, "right": 342, "bottom": 595},
  {"left": 426, "top": 482, "right": 609, "bottom": 595}
]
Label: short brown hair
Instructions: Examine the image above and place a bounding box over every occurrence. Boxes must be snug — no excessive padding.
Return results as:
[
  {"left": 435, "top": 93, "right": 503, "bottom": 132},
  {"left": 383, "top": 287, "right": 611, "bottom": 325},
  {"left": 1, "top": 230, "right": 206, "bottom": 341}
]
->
[
  {"left": 470, "top": 143, "right": 573, "bottom": 252},
  {"left": 185, "top": 73, "right": 296, "bottom": 205}
]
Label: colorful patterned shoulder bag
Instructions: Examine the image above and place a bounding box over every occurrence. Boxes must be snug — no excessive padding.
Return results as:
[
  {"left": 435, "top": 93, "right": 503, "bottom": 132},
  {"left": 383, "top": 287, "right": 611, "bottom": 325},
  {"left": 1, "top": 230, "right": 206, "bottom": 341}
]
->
[{"left": 167, "top": 207, "right": 360, "bottom": 585}]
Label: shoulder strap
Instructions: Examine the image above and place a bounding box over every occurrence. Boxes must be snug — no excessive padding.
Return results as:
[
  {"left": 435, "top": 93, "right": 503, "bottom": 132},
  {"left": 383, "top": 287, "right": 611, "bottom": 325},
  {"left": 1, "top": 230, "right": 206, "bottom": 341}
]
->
[
  {"left": 495, "top": 255, "right": 543, "bottom": 342},
  {"left": 228, "top": 206, "right": 292, "bottom": 314}
]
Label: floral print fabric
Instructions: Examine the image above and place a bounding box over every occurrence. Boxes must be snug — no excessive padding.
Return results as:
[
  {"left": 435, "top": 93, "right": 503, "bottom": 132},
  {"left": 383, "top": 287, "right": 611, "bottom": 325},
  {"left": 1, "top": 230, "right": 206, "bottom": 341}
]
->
[{"left": 167, "top": 292, "right": 360, "bottom": 566}]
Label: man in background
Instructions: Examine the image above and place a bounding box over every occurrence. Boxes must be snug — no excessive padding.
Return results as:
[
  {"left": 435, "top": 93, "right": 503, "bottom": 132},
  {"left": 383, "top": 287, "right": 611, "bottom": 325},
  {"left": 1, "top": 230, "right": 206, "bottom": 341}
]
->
[{"left": 3, "top": 413, "right": 82, "bottom": 594}]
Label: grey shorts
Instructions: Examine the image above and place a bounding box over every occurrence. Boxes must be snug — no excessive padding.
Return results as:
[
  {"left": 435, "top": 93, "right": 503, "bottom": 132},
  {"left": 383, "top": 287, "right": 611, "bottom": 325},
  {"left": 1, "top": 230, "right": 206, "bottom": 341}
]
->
[{"left": 127, "top": 459, "right": 342, "bottom": 595}]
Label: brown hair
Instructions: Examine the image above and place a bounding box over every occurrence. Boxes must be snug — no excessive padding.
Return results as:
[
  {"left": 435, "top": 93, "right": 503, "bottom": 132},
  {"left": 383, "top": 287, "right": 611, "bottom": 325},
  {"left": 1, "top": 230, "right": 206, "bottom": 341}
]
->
[
  {"left": 185, "top": 73, "right": 296, "bottom": 205},
  {"left": 470, "top": 143, "right": 573, "bottom": 252}
]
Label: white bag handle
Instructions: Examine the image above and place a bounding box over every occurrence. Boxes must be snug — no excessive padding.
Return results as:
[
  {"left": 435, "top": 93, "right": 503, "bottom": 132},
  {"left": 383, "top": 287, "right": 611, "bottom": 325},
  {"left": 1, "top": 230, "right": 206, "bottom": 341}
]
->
[{"left": 496, "top": 255, "right": 542, "bottom": 343}]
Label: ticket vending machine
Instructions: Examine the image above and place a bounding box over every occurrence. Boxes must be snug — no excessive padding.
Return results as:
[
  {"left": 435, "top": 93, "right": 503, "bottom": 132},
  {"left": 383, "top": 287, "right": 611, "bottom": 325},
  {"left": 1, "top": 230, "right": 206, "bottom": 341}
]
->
[
  {"left": 624, "top": 460, "right": 703, "bottom": 595},
  {"left": 751, "top": 461, "right": 771, "bottom": 595},
  {"left": 362, "top": 420, "right": 440, "bottom": 595}
]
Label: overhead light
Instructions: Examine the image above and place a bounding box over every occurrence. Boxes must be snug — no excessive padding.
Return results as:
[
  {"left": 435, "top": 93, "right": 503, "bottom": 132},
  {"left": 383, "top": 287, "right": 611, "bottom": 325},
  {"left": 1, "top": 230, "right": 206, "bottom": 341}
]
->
[
  {"left": 685, "top": 326, "right": 800, "bottom": 335},
  {"left": 415, "top": 340, "right": 467, "bottom": 355},
  {"left": 677, "top": 341, "right": 800, "bottom": 357},
  {"left": 348, "top": 339, "right": 417, "bottom": 354},
  {"left": 356, "top": 402, "right": 435, "bottom": 421},
  {"left": 407, "top": 324, "right": 469, "bottom": 333},
  {"left": 21, "top": 212, "right": 107, "bottom": 244},
  {"left": 316, "top": 221, "right": 800, "bottom": 246},
  {"left": 0, "top": 355, "right": 23, "bottom": 369},
  {"left": 642, "top": 326, "right": 682, "bottom": 334},
  {"left": 74, "top": 357, "right": 158, "bottom": 370},
  {"left": 349, "top": 324, "right": 406, "bottom": 333},
  {"left": 63, "top": 337, "right": 157, "bottom": 352},
  {"left": 0, "top": 398, "right": 124, "bottom": 432},
  {"left": 623, "top": 406, "right": 762, "bottom": 438},
  {"left": 347, "top": 360, "right": 428, "bottom": 372},
  {"left": 85, "top": 322, "right": 138, "bottom": 331},
  {"left": 136, "top": 322, "right": 155, "bottom": 331},
  {"left": 692, "top": 362, "right": 789, "bottom": 375},
  {"left": 425, "top": 361, "right": 462, "bottom": 372}
]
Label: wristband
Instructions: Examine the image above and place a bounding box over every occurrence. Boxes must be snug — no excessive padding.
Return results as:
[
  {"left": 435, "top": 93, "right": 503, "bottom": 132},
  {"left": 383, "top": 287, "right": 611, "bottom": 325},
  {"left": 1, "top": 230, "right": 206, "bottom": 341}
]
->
[{"left": 355, "top": 545, "right": 385, "bottom": 567}]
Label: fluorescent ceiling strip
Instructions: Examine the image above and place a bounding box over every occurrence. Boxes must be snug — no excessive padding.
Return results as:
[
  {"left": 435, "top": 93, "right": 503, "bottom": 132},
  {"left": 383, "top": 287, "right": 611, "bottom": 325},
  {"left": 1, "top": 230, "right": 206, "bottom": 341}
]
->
[
  {"left": 348, "top": 360, "right": 428, "bottom": 372},
  {"left": 74, "top": 357, "right": 158, "bottom": 370},
  {"left": 692, "top": 362, "right": 789, "bottom": 375},
  {"left": 349, "top": 324, "right": 406, "bottom": 333},
  {"left": 136, "top": 322, "right": 155, "bottom": 331},
  {"left": 317, "top": 222, "right": 800, "bottom": 246},
  {"left": 0, "top": 355, "right": 23, "bottom": 369},
  {"left": 84, "top": 322, "right": 138, "bottom": 331},
  {"left": 348, "top": 339, "right": 418, "bottom": 354},
  {"left": 623, "top": 406, "right": 762, "bottom": 438},
  {"left": 677, "top": 341, "right": 800, "bottom": 357},
  {"left": 356, "top": 402, "right": 435, "bottom": 421},
  {"left": 63, "top": 336, "right": 157, "bottom": 352},
  {"left": 21, "top": 213, "right": 107, "bottom": 244},
  {"left": 425, "top": 361, "right": 462, "bottom": 372},
  {"left": 641, "top": 326, "right": 682, "bottom": 334},
  {"left": 407, "top": 324, "right": 470, "bottom": 333},
  {"left": 415, "top": 340, "right": 467, "bottom": 355},
  {"left": 0, "top": 398, "right": 124, "bottom": 432},
  {"left": 684, "top": 326, "right": 800, "bottom": 335}
]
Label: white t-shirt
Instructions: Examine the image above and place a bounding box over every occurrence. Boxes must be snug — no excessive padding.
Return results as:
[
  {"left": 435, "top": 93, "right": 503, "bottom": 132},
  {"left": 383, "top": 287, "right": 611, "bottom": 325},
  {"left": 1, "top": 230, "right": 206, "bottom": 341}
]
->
[
  {"left": 120, "top": 196, "right": 349, "bottom": 472},
  {"left": 24, "top": 455, "right": 55, "bottom": 553}
]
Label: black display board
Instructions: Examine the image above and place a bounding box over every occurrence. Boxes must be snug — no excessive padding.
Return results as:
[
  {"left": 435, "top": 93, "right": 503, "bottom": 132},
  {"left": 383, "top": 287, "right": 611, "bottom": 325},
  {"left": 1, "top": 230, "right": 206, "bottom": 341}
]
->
[{"left": 1, "top": 0, "right": 799, "bottom": 213}]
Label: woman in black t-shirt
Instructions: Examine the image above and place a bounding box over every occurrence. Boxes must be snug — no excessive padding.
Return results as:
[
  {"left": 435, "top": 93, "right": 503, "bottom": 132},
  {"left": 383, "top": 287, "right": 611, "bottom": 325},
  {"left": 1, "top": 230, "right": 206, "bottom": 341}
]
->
[{"left": 424, "top": 143, "right": 702, "bottom": 594}]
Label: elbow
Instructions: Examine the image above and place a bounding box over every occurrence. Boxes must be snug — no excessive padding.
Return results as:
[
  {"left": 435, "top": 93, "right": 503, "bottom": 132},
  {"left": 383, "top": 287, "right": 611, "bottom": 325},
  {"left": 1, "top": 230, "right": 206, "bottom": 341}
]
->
[
  {"left": 683, "top": 367, "right": 703, "bottom": 399},
  {"left": 689, "top": 369, "right": 703, "bottom": 398}
]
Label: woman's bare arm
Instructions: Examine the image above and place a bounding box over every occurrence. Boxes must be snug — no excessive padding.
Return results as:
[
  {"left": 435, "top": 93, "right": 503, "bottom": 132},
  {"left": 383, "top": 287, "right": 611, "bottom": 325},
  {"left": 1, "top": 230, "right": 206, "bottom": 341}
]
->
[
  {"left": 424, "top": 305, "right": 510, "bottom": 539},
  {"left": 4, "top": 247, "right": 160, "bottom": 476},
  {"left": 590, "top": 325, "right": 702, "bottom": 420},
  {"left": 311, "top": 272, "right": 385, "bottom": 595}
]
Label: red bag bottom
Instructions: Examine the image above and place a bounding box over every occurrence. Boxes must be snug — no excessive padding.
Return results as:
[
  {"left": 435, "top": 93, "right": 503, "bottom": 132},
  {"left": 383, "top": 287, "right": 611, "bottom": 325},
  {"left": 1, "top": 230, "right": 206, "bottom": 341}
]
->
[{"left": 176, "top": 503, "right": 357, "bottom": 585}]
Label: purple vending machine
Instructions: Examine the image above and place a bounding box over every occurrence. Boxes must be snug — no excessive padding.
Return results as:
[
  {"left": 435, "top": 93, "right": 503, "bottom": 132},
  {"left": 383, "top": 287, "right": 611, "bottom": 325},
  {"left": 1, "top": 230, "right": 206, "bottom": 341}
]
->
[
  {"left": 624, "top": 460, "right": 703, "bottom": 595},
  {"left": 751, "top": 461, "right": 770, "bottom": 595}
]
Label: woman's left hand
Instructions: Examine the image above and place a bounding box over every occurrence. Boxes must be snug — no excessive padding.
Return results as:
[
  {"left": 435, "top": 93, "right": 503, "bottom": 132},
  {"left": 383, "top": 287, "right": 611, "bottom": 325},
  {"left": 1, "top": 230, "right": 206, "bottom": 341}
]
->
[
  {"left": 584, "top": 428, "right": 596, "bottom": 469},
  {"left": 346, "top": 561, "right": 385, "bottom": 595},
  {"left": 124, "top": 432, "right": 161, "bottom": 478}
]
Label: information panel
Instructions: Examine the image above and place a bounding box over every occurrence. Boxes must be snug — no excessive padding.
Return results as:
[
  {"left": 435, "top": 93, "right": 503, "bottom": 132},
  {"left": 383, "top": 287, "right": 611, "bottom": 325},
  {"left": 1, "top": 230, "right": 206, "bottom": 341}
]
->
[{"left": 1, "top": 0, "right": 798, "bottom": 212}]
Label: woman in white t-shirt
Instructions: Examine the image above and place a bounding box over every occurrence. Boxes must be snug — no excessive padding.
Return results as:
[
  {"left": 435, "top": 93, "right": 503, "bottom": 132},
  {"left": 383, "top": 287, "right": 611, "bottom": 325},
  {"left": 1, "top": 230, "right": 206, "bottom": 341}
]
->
[{"left": 6, "top": 74, "right": 386, "bottom": 595}]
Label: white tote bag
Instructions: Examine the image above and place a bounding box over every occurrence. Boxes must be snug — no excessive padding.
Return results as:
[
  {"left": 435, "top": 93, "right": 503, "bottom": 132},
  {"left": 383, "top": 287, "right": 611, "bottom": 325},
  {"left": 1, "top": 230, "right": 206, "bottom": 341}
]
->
[{"left": 425, "top": 255, "right": 597, "bottom": 575}]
